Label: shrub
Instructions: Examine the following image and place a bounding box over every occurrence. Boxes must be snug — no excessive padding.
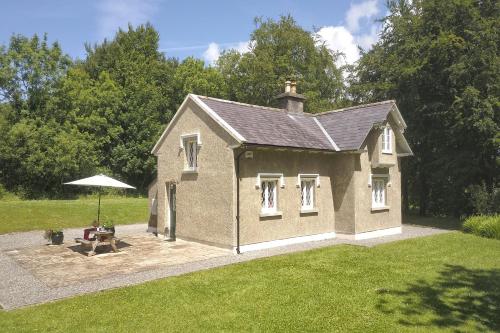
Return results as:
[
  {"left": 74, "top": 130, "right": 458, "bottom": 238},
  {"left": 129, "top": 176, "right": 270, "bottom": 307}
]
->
[
  {"left": 466, "top": 183, "right": 500, "bottom": 215},
  {"left": 463, "top": 215, "right": 500, "bottom": 240}
]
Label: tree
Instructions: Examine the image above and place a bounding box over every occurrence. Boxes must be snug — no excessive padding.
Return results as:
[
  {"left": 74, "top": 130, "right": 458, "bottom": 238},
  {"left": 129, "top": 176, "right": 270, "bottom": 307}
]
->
[
  {"left": 349, "top": 0, "right": 499, "bottom": 215},
  {"left": 0, "top": 34, "right": 71, "bottom": 121},
  {"left": 82, "top": 24, "right": 177, "bottom": 189},
  {"left": 217, "top": 16, "right": 346, "bottom": 113}
]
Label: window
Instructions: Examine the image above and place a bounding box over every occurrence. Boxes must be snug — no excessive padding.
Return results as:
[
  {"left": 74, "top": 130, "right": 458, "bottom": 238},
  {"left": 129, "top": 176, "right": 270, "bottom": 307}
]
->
[
  {"left": 382, "top": 126, "right": 392, "bottom": 153},
  {"left": 181, "top": 134, "right": 200, "bottom": 171},
  {"left": 300, "top": 179, "right": 315, "bottom": 210},
  {"left": 261, "top": 180, "right": 277, "bottom": 213},
  {"left": 185, "top": 139, "right": 197, "bottom": 170},
  {"left": 372, "top": 177, "right": 387, "bottom": 208}
]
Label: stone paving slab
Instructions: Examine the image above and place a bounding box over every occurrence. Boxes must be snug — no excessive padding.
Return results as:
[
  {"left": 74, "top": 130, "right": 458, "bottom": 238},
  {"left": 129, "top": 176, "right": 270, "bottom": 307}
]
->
[{"left": 0, "top": 224, "right": 452, "bottom": 310}]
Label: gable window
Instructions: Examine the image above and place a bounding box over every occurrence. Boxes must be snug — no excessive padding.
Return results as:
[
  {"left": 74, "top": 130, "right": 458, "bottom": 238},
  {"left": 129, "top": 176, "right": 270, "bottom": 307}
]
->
[
  {"left": 181, "top": 133, "right": 200, "bottom": 172},
  {"left": 382, "top": 126, "right": 392, "bottom": 154},
  {"left": 185, "top": 139, "right": 197, "bottom": 169},
  {"left": 371, "top": 176, "right": 388, "bottom": 209},
  {"left": 261, "top": 179, "right": 277, "bottom": 213}
]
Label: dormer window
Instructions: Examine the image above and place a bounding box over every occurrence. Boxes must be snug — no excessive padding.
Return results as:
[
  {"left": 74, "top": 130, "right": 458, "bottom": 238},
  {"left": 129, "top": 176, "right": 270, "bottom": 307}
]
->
[
  {"left": 180, "top": 133, "right": 201, "bottom": 172},
  {"left": 382, "top": 126, "right": 392, "bottom": 154}
]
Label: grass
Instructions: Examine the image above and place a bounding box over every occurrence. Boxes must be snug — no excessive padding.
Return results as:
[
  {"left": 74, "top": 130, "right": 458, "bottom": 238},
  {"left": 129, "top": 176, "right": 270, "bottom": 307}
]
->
[
  {"left": 0, "top": 197, "right": 148, "bottom": 234},
  {"left": 1, "top": 231, "right": 499, "bottom": 332},
  {"left": 463, "top": 214, "right": 500, "bottom": 240}
]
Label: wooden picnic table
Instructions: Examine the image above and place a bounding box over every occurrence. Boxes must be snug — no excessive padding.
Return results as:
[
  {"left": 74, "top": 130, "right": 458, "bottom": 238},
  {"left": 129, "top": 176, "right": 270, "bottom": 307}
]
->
[{"left": 75, "top": 230, "right": 119, "bottom": 257}]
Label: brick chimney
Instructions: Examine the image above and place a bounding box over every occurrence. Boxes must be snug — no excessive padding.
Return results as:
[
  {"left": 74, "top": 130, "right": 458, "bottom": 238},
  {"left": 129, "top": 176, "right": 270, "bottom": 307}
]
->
[{"left": 276, "top": 80, "right": 306, "bottom": 113}]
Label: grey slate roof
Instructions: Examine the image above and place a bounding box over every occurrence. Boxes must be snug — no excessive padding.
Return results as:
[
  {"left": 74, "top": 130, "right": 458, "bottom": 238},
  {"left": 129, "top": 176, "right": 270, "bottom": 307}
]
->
[
  {"left": 197, "top": 96, "right": 396, "bottom": 151},
  {"left": 315, "top": 102, "right": 394, "bottom": 150},
  {"left": 199, "top": 97, "right": 333, "bottom": 150}
]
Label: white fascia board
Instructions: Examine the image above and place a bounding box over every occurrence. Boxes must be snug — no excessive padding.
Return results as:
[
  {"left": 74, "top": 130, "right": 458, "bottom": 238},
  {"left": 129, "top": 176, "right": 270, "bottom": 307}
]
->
[
  {"left": 190, "top": 94, "right": 246, "bottom": 143},
  {"left": 313, "top": 117, "right": 340, "bottom": 151},
  {"left": 151, "top": 94, "right": 191, "bottom": 155},
  {"left": 394, "top": 130, "right": 414, "bottom": 156},
  {"left": 151, "top": 94, "right": 246, "bottom": 155},
  {"left": 390, "top": 103, "right": 407, "bottom": 129}
]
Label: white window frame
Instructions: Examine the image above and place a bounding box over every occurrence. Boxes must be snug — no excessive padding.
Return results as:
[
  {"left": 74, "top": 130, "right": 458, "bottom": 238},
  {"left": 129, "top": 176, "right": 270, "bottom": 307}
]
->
[
  {"left": 260, "top": 178, "right": 278, "bottom": 214},
  {"left": 370, "top": 174, "right": 390, "bottom": 209},
  {"left": 297, "top": 174, "right": 319, "bottom": 212},
  {"left": 296, "top": 174, "right": 320, "bottom": 188},
  {"left": 255, "top": 173, "right": 285, "bottom": 189},
  {"left": 382, "top": 126, "right": 392, "bottom": 154},
  {"left": 300, "top": 178, "right": 315, "bottom": 211},
  {"left": 180, "top": 133, "right": 201, "bottom": 172}
]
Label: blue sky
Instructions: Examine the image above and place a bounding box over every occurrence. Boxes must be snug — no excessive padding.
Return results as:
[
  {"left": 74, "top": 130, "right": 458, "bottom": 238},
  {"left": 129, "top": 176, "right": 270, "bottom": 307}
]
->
[{"left": 0, "top": 0, "right": 385, "bottom": 65}]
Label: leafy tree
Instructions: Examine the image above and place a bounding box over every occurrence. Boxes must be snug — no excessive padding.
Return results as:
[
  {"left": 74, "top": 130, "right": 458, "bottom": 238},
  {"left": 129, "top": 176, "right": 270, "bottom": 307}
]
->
[
  {"left": 82, "top": 24, "right": 176, "bottom": 189},
  {"left": 217, "top": 16, "right": 345, "bottom": 113},
  {"left": 0, "top": 34, "right": 71, "bottom": 121},
  {"left": 0, "top": 118, "right": 97, "bottom": 198},
  {"left": 349, "top": 0, "right": 499, "bottom": 215}
]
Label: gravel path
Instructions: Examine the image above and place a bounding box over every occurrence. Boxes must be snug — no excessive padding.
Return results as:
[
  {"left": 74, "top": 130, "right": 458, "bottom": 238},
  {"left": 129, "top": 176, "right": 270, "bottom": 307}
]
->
[{"left": 0, "top": 224, "right": 451, "bottom": 310}]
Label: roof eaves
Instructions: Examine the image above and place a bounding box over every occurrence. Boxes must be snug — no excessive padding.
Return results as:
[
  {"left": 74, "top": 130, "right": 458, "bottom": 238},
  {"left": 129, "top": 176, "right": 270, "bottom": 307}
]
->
[{"left": 190, "top": 94, "right": 247, "bottom": 143}]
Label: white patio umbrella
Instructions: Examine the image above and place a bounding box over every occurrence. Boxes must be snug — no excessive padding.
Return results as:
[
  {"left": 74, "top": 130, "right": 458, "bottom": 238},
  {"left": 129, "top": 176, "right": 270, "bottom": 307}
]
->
[{"left": 64, "top": 174, "right": 135, "bottom": 223}]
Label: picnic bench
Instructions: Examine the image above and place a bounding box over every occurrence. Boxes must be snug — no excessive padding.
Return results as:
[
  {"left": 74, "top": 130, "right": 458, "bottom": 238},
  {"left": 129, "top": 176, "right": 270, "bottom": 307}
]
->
[{"left": 75, "top": 230, "right": 120, "bottom": 256}]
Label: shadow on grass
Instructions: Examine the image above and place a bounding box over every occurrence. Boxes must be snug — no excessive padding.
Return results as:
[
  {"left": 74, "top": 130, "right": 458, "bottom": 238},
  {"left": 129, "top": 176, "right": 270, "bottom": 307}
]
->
[
  {"left": 403, "top": 214, "right": 462, "bottom": 230},
  {"left": 377, "top": 264, "right": 500, "bottom": 331}
]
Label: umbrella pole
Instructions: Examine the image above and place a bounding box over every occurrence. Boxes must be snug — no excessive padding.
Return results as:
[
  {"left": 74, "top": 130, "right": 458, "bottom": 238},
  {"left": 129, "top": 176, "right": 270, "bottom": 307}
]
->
[{"left": 97, "top": 190, "right": 101, "bottom": 224}]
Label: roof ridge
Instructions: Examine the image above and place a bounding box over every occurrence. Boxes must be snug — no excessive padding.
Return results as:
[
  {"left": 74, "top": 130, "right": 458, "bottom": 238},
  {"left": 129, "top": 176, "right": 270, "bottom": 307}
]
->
[
  {"left": 314, "top": 100, "right": 395, "bottom": 116},
  {"left": 195, "top": 95, "right": 285, "bottom": 112}
]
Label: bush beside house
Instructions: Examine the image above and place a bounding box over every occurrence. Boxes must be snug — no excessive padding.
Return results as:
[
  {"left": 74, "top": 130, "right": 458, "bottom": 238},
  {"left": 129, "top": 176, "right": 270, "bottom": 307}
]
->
[{"left": 463, "top": 215, "right": 500, "bottom": 240}]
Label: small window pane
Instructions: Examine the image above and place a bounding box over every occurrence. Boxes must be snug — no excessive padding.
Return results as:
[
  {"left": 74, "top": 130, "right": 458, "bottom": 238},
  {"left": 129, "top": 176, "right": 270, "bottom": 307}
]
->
[
  {"left": 300, "top": 179, "right": 315, "bottom": 209},
  {"left": 261, "top": 180, "right": 277, "bottom": 212},
  {"left": 184, "top": 139, "right": 197, "bottom": 169}
]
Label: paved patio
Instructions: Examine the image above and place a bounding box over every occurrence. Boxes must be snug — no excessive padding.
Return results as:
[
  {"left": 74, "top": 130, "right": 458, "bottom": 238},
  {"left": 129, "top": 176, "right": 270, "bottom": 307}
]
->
[{"left": 0, "top": 223, "right": 451, "bottom": 310}]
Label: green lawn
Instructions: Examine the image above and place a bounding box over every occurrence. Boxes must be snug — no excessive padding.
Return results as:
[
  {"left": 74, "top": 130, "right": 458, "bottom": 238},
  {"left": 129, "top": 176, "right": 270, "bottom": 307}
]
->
[
  {"left": 1, "top": 232, "right": 499, "bottom": 332},
  {"left": 0, "top": 197, "right": 148, "bottom": 234}
]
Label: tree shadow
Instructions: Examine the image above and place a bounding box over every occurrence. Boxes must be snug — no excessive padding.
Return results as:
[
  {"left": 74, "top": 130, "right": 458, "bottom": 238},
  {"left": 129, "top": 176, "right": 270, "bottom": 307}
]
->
[
  {"left": 403, "top": 214, "right": 462, "bottom": 230},
  {"left": 376, "top": 264, "right": 500, "bottom": 331}
]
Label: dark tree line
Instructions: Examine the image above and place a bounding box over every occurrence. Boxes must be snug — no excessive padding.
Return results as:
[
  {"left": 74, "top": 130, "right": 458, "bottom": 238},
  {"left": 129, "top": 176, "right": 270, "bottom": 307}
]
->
[{"left": 0, "top": 4, "right": 498, "bottom": 217}]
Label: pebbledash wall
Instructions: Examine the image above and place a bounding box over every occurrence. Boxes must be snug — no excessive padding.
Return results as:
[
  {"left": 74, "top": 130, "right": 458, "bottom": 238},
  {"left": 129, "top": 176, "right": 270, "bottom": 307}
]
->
[
  {"left": 152, "top": 101, "right": 403, "bottom": 250},
  {"left": 155, "top": 98, "right": 238, "bottom": 248}
]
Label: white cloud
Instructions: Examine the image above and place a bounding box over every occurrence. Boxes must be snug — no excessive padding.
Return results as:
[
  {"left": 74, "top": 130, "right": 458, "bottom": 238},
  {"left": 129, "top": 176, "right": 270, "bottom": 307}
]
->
[
  {"left": 203, "top": 41, "right": 251, "bottom": 65},
  {"left": 203, "top": 42, "right": 221, "bottom": 65},
  {"left": 346, "top": 0, "right": 379, "bottom": 33},
  {"left": 316, "top": 0, "right": 382, "bottom": 66},
  {"left": 96, "top": 0, "right": 158, "bottom": 40},
  {"left": 317, "top": 26, "right": 360, "bottom": 66}
]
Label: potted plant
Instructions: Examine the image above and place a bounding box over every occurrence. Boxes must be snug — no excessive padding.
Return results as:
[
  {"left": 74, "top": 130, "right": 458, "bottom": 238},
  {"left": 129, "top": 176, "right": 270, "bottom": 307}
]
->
[
  {"left": 44, "top": 229, "right": 64, "bottom": 245},
  {"left": 102, "top": 220, "right": 115, "bottom": 235}
]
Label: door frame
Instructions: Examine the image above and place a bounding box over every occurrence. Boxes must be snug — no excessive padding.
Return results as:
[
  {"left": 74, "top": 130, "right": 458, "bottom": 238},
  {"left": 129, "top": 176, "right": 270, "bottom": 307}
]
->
[{"left": 165, "top": 182, "right": 176, "bottom": 241}]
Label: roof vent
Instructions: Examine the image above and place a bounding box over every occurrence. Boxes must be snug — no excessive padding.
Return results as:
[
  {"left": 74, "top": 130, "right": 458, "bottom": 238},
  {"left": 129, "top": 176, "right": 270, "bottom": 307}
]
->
[{"left": 276, "top": 79, "right": 306, "bottom": 113}]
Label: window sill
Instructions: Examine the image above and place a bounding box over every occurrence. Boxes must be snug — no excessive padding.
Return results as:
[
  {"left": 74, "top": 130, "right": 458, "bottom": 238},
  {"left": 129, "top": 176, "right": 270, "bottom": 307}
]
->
[
  {"left": 182, "top": 169, "right": 198, "bottom": 174},
  {"left": 371, "top": 206, "right": 390, "bottom": 212},
  {"left": 259, "top": 211, "right": 282, "bottom": 218},
  {"left": 381, "top": 151, "right": 393, "bottom": 155},
  {"left": 300, "top": 208, "right": 318, "bottom": 215}
]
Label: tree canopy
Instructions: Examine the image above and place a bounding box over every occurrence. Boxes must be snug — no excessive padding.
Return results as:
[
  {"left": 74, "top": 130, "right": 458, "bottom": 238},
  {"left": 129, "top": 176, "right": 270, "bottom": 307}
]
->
[
  {"left": 0, "top": 8, "right": 498, "bottom": 217},
  {"left": 349, "top": 0, "right": 499, "bottom": 215}
]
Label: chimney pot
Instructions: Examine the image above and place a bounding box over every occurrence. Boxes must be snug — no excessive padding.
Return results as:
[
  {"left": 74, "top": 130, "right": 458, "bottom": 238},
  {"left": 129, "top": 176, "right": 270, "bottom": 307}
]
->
[
  {"left": 290, "top": 80, "right": 297, "bottom": 94},
  {"left": 285, "top": 80, "right": 291, "bottom": 93}
]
